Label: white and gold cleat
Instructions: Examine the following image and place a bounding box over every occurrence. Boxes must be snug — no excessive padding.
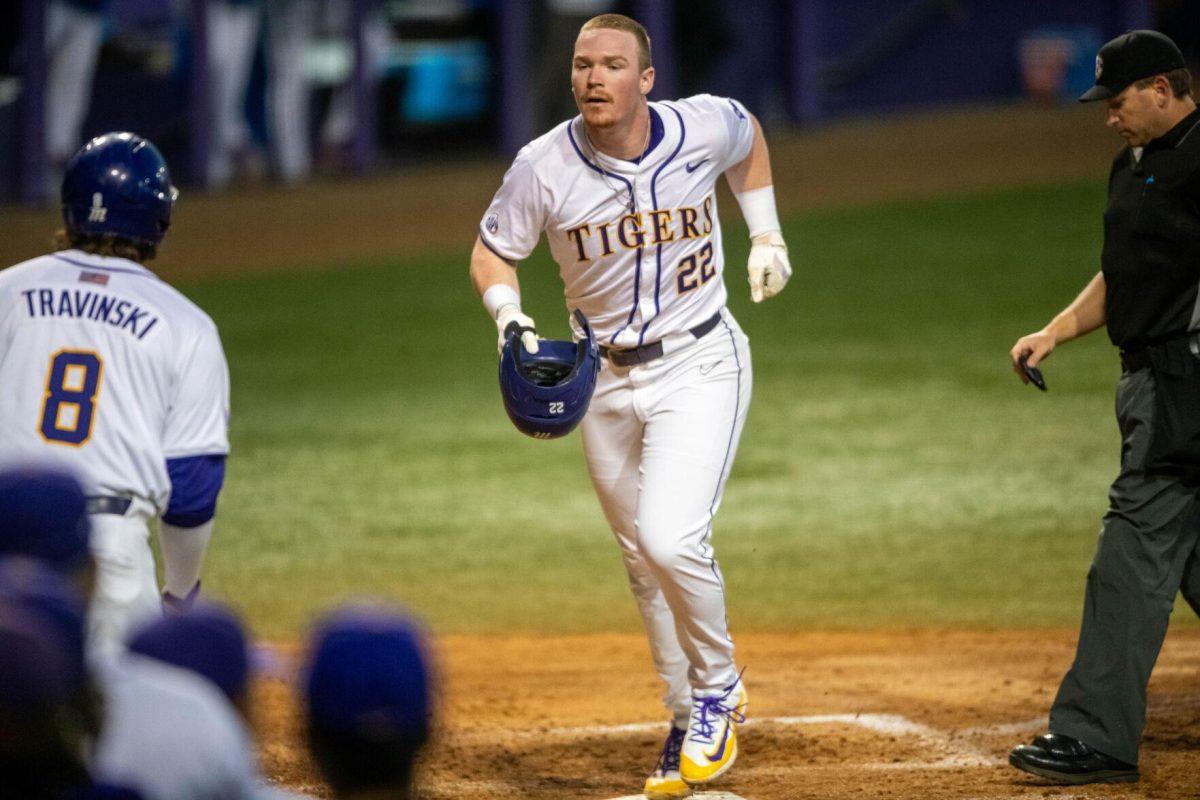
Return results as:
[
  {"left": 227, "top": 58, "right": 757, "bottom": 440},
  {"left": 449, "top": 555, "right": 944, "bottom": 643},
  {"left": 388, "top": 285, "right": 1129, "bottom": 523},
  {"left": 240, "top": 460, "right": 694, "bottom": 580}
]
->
[
  {"left": 679, "top": 675, "right": 747, "bottom": 786},
  {"left": 643, "top": 725, "right": 693, "bottom": 799}
]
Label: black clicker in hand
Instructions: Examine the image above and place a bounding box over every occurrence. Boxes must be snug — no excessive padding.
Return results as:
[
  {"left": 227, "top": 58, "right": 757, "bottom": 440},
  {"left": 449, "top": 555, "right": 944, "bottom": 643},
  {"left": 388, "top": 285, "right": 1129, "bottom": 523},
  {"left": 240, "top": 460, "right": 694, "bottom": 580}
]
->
[{"left": 1019, "top": 355, "right": 1047, "bottom": 391}]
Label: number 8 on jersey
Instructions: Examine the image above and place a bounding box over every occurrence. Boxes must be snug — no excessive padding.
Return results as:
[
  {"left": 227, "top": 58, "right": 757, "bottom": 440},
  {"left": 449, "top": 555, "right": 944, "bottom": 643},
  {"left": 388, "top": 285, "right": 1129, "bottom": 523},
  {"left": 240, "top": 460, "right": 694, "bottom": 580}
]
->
[{"left": 40, "top": 350, "right": 103, "bottom": 446}]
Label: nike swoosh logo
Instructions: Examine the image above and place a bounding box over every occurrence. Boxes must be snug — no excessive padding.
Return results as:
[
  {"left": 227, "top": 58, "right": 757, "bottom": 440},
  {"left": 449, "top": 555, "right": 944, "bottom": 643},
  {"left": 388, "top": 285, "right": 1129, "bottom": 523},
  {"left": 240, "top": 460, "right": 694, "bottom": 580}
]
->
[
  {"left": 704, "top": 723, "right": 732, "bottom": 763},
  {"left": 685, "top": 159, "right": 709, "bottom": 173},
  {"left": 699, "top": 361, "right": 722, "bottom": 375}
]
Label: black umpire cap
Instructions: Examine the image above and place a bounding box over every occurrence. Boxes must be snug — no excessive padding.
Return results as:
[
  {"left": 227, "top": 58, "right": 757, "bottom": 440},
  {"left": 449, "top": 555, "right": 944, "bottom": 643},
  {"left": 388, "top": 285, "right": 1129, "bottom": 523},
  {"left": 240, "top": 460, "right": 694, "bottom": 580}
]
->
[{"left": 1080, "top": 30, "right": 1186, "bottom": 102}]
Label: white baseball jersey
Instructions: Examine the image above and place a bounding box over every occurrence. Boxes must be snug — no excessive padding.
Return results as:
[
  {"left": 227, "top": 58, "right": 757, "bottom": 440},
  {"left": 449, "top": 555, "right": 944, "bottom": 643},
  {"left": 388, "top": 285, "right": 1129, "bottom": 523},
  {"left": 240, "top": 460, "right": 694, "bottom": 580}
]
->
[
  {"left": 0, "top": 250, "right": 230, "bottom": 512},
  {"left": 480, "top": 94, "right": 755, "bottom": 348}
]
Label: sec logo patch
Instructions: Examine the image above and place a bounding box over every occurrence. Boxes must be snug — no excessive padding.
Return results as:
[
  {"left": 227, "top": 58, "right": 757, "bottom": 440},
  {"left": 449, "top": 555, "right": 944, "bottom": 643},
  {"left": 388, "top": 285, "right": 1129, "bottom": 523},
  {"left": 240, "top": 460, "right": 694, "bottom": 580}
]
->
[{"left": 485, "top": 213, "right": 500, "bottom": 235}]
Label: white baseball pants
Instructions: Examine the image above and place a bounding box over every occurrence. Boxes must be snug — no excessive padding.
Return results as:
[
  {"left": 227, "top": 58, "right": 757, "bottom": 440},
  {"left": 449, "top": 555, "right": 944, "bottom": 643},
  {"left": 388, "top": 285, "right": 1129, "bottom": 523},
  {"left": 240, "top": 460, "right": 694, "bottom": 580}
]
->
[
  {"left": 88, "top": 498, "right": 160, "bottom": 662},
  {"left": 582, "top": 308, "right": 752, "bottom": 726}
]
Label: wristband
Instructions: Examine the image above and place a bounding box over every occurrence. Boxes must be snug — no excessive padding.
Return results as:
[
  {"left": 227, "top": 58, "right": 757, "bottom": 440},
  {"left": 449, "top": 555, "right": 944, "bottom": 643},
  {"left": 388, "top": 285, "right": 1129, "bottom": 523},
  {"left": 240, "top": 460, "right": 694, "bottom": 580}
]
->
[
  {"left": 482, "top": 284, "right": 521, "bottom": 320},
  {"left": 734, "top": 186, "right": 781, "bottom": 240}
]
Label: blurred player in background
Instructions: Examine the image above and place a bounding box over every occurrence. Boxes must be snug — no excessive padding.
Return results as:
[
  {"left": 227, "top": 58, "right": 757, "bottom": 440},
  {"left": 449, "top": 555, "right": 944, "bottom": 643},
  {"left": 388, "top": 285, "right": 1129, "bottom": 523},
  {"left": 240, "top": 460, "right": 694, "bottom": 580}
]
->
[
  {"left": 264, "top": 0, "right": 388, "bottom": 181},
  {"left": 470, "top": 13, "right": 791, "bottom": 797},
  {"left": 0, "top": 132, "right": 230, "bottom": 659},
  {"left": 207, "top": 0, "right": 267, "bottom": 188},
  {"left": 45, "top": 0, "right": 109, "bottom": 182}
]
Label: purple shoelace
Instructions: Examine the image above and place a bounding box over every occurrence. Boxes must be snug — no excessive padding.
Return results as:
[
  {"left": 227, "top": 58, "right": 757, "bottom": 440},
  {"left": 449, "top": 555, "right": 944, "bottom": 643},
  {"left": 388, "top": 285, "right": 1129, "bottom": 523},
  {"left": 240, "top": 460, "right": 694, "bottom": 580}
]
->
[
  {"left": 687, "top": 677, "right": 747, "bottom": 743},
  {"left": 656, "top": 726, "right": 687, "bottom": 772}
]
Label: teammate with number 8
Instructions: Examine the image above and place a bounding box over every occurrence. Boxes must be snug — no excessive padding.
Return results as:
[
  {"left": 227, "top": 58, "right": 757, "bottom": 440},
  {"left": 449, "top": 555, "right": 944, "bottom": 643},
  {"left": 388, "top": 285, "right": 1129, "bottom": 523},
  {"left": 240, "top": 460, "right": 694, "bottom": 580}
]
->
[
  {"left": 0, "top": 132, "right": 231, "bottom": 660},
  {"left": 470, "top": 14, "right": 791, "bottom": 797}
]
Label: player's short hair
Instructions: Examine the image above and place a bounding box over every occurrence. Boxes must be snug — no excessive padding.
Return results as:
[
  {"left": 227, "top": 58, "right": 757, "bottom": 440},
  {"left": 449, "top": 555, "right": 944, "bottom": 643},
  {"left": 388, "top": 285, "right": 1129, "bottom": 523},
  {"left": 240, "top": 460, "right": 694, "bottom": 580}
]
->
[
  {"left": 1133, "top": 67, "right": 1193, "bottom": 98},
  {"left": 53, "top": 228, "right": 157, "bottom": 263},
  {"left": 580, "top": 14, "right": 652, "bottom": 72}
]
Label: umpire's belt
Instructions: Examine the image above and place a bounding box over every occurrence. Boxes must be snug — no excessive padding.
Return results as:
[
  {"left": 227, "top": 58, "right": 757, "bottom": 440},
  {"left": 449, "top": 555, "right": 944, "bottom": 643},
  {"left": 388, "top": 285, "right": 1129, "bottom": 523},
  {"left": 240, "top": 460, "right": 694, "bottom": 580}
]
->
[
  {"left": 86, "top": 496, "right": 132, "bottom": 516},
  {"left": 599, "top": 311, "right": 723, "bottom": 367},
  {"left": 1120, "top": 331, "right": 1200, "bottom": 373}
]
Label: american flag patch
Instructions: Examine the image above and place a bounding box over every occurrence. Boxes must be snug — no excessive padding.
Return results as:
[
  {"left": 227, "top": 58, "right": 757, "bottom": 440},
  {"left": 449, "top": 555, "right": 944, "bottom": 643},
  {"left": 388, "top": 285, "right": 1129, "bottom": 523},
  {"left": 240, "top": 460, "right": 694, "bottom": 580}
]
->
[{"left": 78, "top": 271, "right": 109, "bottom": 286}]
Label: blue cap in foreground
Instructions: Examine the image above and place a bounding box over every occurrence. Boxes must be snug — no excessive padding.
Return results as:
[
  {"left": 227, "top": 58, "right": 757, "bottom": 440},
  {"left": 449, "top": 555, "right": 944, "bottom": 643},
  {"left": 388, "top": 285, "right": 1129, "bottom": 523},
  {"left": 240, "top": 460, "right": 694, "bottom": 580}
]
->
[
  {"left": 127, "top": 602, "right": 250, "bottom": 704},
  {"left": 0, "top": 467, "right": 90, "bottom": 571}
]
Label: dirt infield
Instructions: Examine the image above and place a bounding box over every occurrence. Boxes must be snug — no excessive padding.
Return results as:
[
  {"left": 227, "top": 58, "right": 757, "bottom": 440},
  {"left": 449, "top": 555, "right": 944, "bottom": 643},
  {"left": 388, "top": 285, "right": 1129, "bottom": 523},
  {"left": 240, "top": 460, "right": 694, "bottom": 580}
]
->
[
  {"left": 1, "top": 102, "right": 1119, "bottom": 282},
  {"left": 254, "top": 629, "right": 1200, "bottom": 799}
]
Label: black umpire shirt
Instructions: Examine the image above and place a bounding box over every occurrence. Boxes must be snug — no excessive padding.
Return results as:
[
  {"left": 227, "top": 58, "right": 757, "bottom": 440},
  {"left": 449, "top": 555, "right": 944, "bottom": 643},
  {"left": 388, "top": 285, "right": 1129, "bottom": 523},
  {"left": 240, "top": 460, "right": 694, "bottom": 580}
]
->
[{"left": 1102, "top": 106, "right": 1200, "bottom": 351}]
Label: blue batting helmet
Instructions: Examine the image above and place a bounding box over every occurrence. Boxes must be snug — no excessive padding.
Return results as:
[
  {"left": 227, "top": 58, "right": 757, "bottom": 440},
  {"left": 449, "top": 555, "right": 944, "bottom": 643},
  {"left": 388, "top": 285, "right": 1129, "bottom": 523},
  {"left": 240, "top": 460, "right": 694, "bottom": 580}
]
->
[
  {"left": 61, "top": 132, "right": 178, "bottom": 246},
  {"left": 499, "top": 310, "right": 600, "bottom": 440}
]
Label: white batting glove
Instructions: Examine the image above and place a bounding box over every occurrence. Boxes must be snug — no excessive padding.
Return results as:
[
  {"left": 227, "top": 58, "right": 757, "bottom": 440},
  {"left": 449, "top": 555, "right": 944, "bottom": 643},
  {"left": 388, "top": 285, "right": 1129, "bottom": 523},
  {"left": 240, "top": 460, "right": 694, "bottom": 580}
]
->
[
  {"left": 496, "top": 303, "right": 539, "bottom": 356},
  {"left": 747, "top": 231, "right": 792, "bottom": 303}
]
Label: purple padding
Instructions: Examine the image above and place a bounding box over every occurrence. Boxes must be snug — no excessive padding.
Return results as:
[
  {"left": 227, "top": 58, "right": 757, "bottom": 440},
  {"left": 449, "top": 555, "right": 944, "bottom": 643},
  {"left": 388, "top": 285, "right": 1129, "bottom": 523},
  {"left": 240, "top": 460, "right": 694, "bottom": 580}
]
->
[
  {"left": 0, "top": 97, "right": 16, "bottom": 202},
  {"left": 19, "top": 0, "right": 47, "bottom": 202},
  {"left": 635, "top": 0, "right": 676, "bottom": 101},
  {"left": 803, "top": 0, "right": 1153, "bottom": 118},
  {"left": 107, "top": 0, "right": 176, "bottom": 27}
]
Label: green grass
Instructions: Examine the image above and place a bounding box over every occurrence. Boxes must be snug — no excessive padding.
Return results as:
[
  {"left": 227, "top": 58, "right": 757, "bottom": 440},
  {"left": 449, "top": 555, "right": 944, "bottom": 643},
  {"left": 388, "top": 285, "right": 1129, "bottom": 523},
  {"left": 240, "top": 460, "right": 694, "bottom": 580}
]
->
[{"left": 176, "top": 179, "right": 1197, "bottom": 638}]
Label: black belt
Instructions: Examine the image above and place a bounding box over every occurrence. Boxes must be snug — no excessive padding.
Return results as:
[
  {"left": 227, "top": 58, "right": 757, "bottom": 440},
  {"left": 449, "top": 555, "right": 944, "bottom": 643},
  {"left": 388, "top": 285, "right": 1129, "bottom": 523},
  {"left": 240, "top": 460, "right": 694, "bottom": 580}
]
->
[
  {"left": 86, "top": 496, "right": 132, "bottom": 516},
  {"left": 599, "top": 311, "right": 723, "bottom": 367},
  {"left": 1120, "top": 332, "right": 1200, "bottom": 373}
]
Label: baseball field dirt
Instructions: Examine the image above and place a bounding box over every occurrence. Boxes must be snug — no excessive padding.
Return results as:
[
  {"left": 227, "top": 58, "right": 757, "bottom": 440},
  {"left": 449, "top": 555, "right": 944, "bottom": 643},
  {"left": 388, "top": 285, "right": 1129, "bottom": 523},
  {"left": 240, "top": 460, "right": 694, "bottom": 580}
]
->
[{"left": 255, "top": 629, "right": 1200, "bottom": 799}]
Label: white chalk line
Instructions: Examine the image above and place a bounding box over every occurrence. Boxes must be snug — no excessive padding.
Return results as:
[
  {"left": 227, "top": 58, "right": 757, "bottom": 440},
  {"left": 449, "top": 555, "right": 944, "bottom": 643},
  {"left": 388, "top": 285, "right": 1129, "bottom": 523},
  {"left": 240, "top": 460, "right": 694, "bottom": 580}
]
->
[
  {"left": 431, "top": 715, "right": 1065, "bottom": 799},
  {"left": 445, "top": 712, "right": 1047, "bottom": 770},
  {"left": 454, "top": 712, "right": 1032, "bottom": 741}
]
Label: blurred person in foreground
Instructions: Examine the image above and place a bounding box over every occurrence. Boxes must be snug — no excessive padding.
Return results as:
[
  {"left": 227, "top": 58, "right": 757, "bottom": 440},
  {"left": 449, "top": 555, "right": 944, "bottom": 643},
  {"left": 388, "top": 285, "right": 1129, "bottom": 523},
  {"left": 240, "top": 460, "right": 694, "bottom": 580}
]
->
[
  {"left": 0, "top": 131, "right": 231, "bottom": 659},
  {"left": 128, "top": 602, "right": 312, "bottom": 799},
  {"left": 303, "top": 605, "right": 434, "bottom": 800},
  {"left": 1008, "top": 30, "right": 1200, "bottom": 785},
  {"left": 128, "top": 601, "right": 252, "bottom": 717},
  {"left": 0, "top": 563, "right": 143, "bottom": 799},
  {"left": 0, "top": 467, "right": 270, "bottom": 800}
]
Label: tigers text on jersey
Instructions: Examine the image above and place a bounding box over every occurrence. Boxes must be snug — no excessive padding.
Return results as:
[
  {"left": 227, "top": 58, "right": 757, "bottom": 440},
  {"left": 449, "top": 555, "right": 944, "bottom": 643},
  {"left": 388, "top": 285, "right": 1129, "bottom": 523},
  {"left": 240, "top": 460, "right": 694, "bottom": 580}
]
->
[
  {"left": 480, "top": 94, "right": 755, "bottom": 348},
  {"left": 0, "top": 250, "right": 230, "bottom": 512}
]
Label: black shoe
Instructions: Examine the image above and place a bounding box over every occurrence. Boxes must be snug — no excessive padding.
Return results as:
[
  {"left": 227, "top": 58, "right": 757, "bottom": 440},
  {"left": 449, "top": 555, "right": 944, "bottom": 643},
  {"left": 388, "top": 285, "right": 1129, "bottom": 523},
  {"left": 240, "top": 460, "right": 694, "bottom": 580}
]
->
[{"left": 1009, "top": 733, "right": 1138, "bottom": 785}]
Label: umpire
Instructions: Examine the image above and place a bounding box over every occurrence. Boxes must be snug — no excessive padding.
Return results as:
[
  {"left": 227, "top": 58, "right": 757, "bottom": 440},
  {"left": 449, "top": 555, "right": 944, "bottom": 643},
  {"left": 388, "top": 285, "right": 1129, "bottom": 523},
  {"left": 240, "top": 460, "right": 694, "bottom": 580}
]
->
[{"left": 1008, "top": 30, "right": 1200, "bottom": 785}]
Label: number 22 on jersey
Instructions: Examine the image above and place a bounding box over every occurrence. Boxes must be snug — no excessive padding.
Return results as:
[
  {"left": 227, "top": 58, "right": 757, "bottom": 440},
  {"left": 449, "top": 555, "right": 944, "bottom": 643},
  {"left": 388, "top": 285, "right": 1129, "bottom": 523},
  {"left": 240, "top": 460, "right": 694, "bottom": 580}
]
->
[{"left": 39, "top": 350, "right": 103, "bottom": 446}]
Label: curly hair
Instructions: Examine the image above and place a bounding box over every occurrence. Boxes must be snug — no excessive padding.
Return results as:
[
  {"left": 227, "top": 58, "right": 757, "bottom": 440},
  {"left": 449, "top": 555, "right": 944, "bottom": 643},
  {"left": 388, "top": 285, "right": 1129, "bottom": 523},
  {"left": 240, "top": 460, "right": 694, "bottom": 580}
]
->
[{"left": 53, "top": 228, "right": 157, "bottom": 263}]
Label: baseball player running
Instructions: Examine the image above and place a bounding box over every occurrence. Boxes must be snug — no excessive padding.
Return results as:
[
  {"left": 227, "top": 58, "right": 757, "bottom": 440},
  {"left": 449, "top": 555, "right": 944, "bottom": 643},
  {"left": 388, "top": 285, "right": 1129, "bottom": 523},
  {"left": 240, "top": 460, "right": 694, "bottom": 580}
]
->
[
  {"left": 470, "top": 14, "right": 790, "bottom": 797},
  {"left": 0, "top": 132, "right": 230, "bottom": 660}
]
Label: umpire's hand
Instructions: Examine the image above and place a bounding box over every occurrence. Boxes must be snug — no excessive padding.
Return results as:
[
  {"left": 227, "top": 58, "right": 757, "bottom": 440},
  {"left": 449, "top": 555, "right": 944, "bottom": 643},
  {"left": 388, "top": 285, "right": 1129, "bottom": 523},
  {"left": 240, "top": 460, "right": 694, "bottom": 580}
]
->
[{"left": 1009, "top": 330, "right": 1056, "bottom": 384}]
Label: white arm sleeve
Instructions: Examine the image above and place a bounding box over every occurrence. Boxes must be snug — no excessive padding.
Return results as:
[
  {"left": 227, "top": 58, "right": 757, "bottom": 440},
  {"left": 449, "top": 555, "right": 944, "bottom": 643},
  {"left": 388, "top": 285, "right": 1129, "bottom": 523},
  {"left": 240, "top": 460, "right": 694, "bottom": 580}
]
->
[{"left": 160, "top": 519, "right": 213, "bottom": 597}]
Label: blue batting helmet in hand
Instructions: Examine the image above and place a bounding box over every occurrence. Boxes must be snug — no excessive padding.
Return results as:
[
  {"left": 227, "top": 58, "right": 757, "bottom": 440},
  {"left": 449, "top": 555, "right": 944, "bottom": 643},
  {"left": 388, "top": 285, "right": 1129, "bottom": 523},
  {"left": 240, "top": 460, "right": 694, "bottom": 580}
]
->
[
  {"left": 61, "top": 132, "right": 178, "bottom": 246},
  {"left": 499, "top": 309, "right": 600, "bottom": 439}
]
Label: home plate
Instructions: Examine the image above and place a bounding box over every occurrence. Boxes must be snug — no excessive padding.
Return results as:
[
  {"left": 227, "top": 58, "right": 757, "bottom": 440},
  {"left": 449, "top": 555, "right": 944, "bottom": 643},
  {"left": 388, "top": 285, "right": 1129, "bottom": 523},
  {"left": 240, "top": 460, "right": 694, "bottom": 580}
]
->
[{"left": 609, "top": 794, "right": 745, "bottom": 800}]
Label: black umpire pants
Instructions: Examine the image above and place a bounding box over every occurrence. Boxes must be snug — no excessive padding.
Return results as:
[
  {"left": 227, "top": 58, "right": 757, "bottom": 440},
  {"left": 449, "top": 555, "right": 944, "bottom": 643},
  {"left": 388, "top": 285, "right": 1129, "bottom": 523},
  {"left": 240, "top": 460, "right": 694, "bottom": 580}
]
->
[{"left": 1049, "top": 366, "right": 1200, "bottom": 765}]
